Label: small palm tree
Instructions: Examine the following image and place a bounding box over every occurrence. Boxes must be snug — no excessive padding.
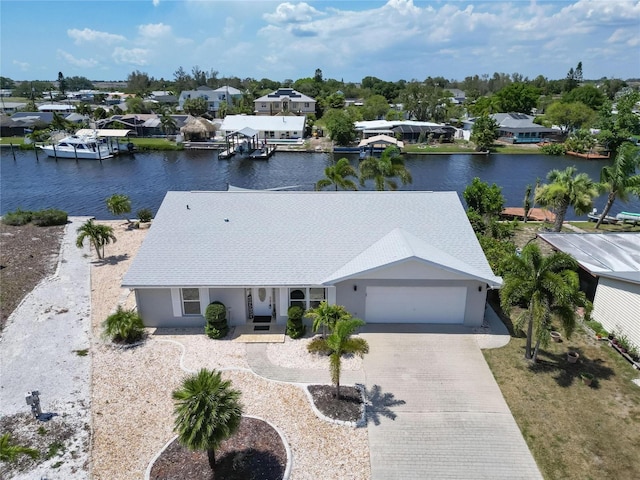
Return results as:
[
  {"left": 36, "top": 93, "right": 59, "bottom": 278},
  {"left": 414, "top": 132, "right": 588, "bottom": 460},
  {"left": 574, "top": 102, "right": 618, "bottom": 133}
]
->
[
  {"left": 76, "top": 219, "right": 117, "bottom": 259},
  {"left": 359, "top": 145, "right": 412, "bottom": 191},
  {"left": 306, "top": 301, "right": 351, "bottom": 337},
  {"left": 500, "top": 243, "right": 587, "bottom": 362},
  {"left": 315, "top": 157, "right": 358, "bottom": 191},
  {"left": 106, "top": 193, "right": 132, "bottom": 223},
  {"left": 326, "top": 318, "right": 369, "bottom": 398},
  {"left": 173, "top": 369, "right": 243, "bottom": 471},
  {"left": 160, "top": 113, "right": 178, "bottom": 137},
  {"left": 595, "top": 143, "right": 640, "bottom": 229},
  {"left": 535, "top": 166, "right": 598, "bottom": 232},
  {"left": 102, "top": 306, "right": 145, "bottom": 343}
]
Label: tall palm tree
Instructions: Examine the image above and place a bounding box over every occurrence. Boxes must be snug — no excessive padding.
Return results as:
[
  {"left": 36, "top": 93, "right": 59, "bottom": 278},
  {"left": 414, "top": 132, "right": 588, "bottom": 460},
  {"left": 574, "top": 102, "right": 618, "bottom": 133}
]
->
[
  {"left": 306, "top": 301, "right": 352, "bottom": 337},
  {"left": 500, "top": 243, "right": 586, "bottom": 362},
  {"left": 359, "top": 145, "right": 412, "bottom": 191},
  {"left": 595, "top": 143, "right": 640, "bottom": 229},
  {"left": 535, "top": 166, "right": 598, "bottom": 232},
  {"left": 326, "top": 318, "right": 369, "bottom": 398},
  {"left": 76, "top": 219, "right": 117, "bottom": 259},
  {"left": 106, "top": 193, "right": 132, "bottom": 223},
  {"left": 315, "top": 158, "right": 358, "bottom": 191},
  {"left": 172, "top": 368, "right": 243, "bottom": 471}
]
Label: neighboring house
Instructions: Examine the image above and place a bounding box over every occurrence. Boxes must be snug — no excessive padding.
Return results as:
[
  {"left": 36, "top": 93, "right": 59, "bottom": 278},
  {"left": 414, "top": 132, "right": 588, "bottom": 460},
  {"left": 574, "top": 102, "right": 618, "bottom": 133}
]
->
[
  {"left": 355, "top": 120, "right": 456, "bottom": 143},
  {"left": 38, "top": 104, "right": 76, "bottom": 113},
  {"left": 463, "top": 113, "right": 557, "bottom": 144},
  {"left": 0, "top": 102, "right": 27, "bottom": 114},
  {"left": 221, "top": 114, "right": 306, "bottom": 140},
  {"left": 538, "top": 232, "right": 640, "bottom": 350},
  {"left": 446, "top": 88, "right": 466, "bottom": 104},
  {"left": 178, "top": 86, "right": 242, "bottom": 117},
  {"left": 122, "top": 191, "right": 502, "bottom": 330},
  {"left": 254, "top": 88, "right": 316, "bottom": 116}
]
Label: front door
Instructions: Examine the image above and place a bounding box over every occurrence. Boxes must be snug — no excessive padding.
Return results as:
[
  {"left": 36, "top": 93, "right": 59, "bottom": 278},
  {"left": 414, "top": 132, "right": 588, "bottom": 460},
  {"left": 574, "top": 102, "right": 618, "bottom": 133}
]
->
[{"left": 251, "top": 287, "right": 273, "bottom": 319}]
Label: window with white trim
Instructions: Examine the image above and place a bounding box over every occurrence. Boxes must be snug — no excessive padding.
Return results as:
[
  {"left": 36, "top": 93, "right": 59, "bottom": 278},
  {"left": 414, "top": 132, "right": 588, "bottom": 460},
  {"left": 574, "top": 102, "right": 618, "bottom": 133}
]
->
[
  {"left": 289, "top": 288, "right": 325, "bottom": 309},
  {"left": 181, "top": 288, "right": 201, "bottom": 315}
]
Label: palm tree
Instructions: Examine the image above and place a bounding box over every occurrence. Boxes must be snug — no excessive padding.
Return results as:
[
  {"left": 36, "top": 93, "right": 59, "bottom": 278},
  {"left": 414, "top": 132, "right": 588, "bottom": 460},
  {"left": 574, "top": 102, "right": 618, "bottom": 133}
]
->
[
  {"left": 0, "top": 433, "right": 39, "bottom": 462},
  {"left": 106, "top": 193, "right": 132, "bottom": 223},
  {"left": 359, "top": 145, "right": 412, "bottom": 191},
  {"left": 315, "top": 157, "right": 358, "bottom": 191},
  {"left": 172, "top": 368, "right": 243, "bottom": 471},
  {"left": 326, "top": 318, "right": 369, "bottom": 398},
  {"left": 160, "top": 112, "right": 178, "bottom": 137},
  {"left": 76, "top": 219, "right": 117, "bottom": 259},
  {"left": 500, "top": 243, "right": 586, "bottom": 362},
  {"left": 306, "top": 301, "right": 352, "bottom": 337},
  {"left": 595, "top": 143, "right": 640, "bottom": 229},
  {"left": 534, "top": 166, "right": 598, "bottom": 232}
]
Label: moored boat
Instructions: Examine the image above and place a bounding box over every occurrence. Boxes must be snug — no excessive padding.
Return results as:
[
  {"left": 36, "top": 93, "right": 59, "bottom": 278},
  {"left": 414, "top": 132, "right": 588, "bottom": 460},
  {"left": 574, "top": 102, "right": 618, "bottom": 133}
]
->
[
  {"left": 588, "top": 208, "right": 618, "bottom": 224},
  {"left": 39, "top": 134, "right": 112, "bottom": 160},
  {"left": 616, "top": 211, "right": 640, "bottom": 224}
]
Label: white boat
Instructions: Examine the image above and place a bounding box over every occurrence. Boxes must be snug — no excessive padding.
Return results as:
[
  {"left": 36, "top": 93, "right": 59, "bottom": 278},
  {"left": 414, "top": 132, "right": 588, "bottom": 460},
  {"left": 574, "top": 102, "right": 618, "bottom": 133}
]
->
[
  {"left": 39, "top": 134, "right": 112, "bottom": 160},
  {"left": 616, "top": 211, "right": 640, "bottom": 224}
]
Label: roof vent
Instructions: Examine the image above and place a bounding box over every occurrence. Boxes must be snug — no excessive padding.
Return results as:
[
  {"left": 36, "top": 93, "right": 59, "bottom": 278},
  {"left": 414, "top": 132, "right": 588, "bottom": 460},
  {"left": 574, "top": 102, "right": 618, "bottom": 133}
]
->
[{"left": 224, "top": 218, "right": 229, "bottom": 222}]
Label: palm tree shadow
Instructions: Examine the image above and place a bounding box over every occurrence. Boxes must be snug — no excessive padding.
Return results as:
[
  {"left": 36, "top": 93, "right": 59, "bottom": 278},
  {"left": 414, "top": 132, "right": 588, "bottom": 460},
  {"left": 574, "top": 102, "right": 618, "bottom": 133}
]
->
[
  {"left": 364, "top": 384, "right": 406, "bottom": 426},
  {"left": 528, "top": 348, "right": 615, "bottom": 389},
  {"left": 94, "top": 253, "right": 129, "bottom": 266}
]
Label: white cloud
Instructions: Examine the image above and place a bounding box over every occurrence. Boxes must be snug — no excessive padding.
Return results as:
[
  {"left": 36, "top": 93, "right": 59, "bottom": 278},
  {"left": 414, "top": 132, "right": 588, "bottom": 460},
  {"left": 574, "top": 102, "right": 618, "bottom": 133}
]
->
[
  {"left": 138, "top": 23, "right": 172, "bottom": 40},
  {"left": 263, "top": 2, "right": 323, "bottom": 24},
  {"left": 152, "top": 0, "right": 160, "bottom": 6},
  {"left": 112, "top": 47, "right": 150, "bottom": 66},
  {"left": 67, "top": 28, "right": 125, "bottom": 45},
  {"left": 12, "top": 60, "right": 30, "bottom": 71},
  {"left": 57, "top": 50, "right": 99, "bottom": 68}
]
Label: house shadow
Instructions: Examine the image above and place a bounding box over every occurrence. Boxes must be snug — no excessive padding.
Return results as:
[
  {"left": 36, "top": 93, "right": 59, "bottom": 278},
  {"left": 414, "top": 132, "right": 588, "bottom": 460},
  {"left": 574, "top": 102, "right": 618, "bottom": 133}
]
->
[
  {"left": 93, "top": 253, "right": 129, "bottom": 266},
  {"left": 528, "top": 347, "right": 615, "bottom": 389},
  {"left": 364, "top": 384, "right": 406, "bottom": 426}
]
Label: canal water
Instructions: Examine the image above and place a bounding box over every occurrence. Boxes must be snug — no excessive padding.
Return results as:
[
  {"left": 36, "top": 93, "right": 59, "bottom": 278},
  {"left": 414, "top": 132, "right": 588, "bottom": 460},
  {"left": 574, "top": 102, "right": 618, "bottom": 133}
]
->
[{"left": 2, "top": 149, "right": 638, "bottom": 220}]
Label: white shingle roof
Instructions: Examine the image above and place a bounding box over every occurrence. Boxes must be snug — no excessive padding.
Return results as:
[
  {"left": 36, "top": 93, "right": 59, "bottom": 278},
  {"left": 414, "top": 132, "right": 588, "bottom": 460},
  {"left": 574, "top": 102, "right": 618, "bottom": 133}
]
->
[
  {"left": 221, "top": 115, "right": 306, "bottom": 133},
  {"left": 122, "top": 191, "right": 501, "bottom": 288}
]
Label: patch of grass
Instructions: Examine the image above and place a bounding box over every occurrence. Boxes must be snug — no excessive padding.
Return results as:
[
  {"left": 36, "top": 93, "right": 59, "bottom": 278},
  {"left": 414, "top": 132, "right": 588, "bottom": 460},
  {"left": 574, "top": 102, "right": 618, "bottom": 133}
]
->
[
  {"left": 73, "top": 349, "right": 89, "bottom": 357},
  {"left": 37, "top": 426, "right": 47, "bottom": 436},
  {"left": 569, "top": 221, "right": 640, "bottom": 233},
  {"left": 483, "top": 322, "right": 640, "bottom": 479},
  {"left": 46, "top": 441, "right": 65, "bottom": 460}
]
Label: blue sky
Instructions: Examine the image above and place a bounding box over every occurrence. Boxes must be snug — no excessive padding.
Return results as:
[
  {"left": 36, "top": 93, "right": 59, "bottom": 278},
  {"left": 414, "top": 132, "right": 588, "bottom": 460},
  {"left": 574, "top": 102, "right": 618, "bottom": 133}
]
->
[{"left": 1, "top": 0, "right": 639, "bottom": 83}]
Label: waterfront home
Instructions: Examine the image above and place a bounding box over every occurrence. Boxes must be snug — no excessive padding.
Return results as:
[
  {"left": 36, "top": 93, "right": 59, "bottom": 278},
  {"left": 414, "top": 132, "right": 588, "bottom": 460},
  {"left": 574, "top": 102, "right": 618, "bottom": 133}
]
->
[
  {"left": 122, "top": 191, "right": 502, "bottom": 330},
  {"left": 221, "top": 114, "right": 306, "bottom": 141},
  {"left": 463, "top": 113, "right": 557, "bottom": 144},
  {"left": 254, "top": 88, "right": 316, "bottom": 116},
  {"left": 355, "top": 120, "right": 456, "bottom": 143}
]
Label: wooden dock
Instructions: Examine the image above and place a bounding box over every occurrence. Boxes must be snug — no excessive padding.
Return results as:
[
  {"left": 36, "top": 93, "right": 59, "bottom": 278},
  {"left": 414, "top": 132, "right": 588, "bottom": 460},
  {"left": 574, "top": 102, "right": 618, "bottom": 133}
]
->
[
  {"left": 567, "top": 150, "right": 610, "bottom": 160},
  {"left": 501, "top": 207, "right": 556, "bottom": 222}
]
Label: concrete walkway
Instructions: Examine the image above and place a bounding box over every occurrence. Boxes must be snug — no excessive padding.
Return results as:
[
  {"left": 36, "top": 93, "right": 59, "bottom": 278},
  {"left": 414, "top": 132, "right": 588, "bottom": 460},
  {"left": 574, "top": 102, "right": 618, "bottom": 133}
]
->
[{"left": 246, "top": 310, "right": 542, "bottom": 479}]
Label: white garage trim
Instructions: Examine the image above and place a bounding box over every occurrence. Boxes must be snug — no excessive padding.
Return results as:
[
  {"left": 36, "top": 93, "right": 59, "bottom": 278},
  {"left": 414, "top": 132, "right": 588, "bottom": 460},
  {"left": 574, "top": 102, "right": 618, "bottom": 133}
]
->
[{"left": 365, "top": 286, "right": 467, "bottom": 323}]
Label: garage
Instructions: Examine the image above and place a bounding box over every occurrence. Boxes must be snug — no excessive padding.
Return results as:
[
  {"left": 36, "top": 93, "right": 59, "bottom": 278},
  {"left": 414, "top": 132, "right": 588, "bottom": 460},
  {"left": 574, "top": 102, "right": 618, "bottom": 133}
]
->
[{"left": 365, "top": 286, "right": 467, "bottom": 323}]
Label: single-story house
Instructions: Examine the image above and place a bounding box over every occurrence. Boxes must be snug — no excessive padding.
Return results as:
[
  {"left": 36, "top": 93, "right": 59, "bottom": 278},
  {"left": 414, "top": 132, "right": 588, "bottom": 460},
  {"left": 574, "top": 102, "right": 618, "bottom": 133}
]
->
[
  {"left": 538, "top": 232, "right": 640, "bottom": 349},
  {"left": 220, "top": 115, "right": 306, "bottom": 140},
  {"left": 463, "top": 113, "right": 557, "bottom": 144},
  {"left": 122, "top": 191, "right": 502, "bottom": 330},
  {"left": 254, "top": 88, "right": 316, "bottom": 116},
  {"left": 355, "top": 120, "right": 456, "bottom": 143}
]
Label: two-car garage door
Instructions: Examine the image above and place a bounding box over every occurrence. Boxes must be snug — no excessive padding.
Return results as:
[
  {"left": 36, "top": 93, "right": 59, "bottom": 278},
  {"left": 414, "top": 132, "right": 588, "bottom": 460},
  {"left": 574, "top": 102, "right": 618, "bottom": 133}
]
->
[{"left": 365, "top": 286, "right": 467, "bottom": 324}]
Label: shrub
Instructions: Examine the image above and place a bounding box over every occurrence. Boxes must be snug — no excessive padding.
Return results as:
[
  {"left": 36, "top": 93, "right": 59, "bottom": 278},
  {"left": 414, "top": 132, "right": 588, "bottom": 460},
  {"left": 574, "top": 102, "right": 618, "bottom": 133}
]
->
[
  {"left": 205, "top": 301, "right": 228, "bottom": 339},
  {"left": 2, "top": 209, "right": 33, "bottom": 226},
  {"left": 102, "top": 306, "right": 145, "bottom": 344},
  {"left": 539, "top": 143, "right": 567, "bottom": 156},
  {"left": 307, "top": 336, "right": 330, "bottom": 355},
  {"left": 286, "top": 305, "right": 306, "bottom": 339},
  {"left": 32, "top": 209, "right": 68, "bottom": 226},
  {"left": 137, "top": 208, "right": 153, "bottom": 223}
]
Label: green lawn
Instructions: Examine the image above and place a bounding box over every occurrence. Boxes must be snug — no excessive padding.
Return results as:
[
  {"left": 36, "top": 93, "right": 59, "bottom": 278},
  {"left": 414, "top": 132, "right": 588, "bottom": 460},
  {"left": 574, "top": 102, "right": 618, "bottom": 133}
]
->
[
  {"left": 569, "top": 221, "right": 640, "bottom": 233},
  {"left": 484, "top": 300, "right": 640, "bottom": 480}
]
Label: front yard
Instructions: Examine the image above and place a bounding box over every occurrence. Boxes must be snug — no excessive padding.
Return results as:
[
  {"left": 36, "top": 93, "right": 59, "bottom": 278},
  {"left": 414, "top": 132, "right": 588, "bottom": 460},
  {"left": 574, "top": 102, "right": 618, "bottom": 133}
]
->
[{"left": 484, "top": 305, "right": 640, "bottom": 480}]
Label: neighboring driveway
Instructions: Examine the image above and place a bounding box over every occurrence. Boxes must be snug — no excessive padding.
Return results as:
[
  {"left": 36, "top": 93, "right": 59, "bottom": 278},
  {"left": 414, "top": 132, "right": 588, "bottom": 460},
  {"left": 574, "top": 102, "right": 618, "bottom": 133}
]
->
[{"left": 361, "top": 325, "right": 543, "bottom": 480}]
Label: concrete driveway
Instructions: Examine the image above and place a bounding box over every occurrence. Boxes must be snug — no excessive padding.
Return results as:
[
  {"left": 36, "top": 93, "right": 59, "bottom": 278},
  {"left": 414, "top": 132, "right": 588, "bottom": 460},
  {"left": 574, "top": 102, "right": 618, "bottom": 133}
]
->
[{"left": 361, "top": 325, "right": 543, "bottom": 480}]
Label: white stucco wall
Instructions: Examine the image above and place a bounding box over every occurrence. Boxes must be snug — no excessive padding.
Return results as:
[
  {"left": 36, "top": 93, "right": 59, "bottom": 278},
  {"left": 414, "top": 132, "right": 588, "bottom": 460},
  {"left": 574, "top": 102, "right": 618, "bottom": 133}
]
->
[{"left": 592, "top": 278, "right": 640, "bottom": 350}]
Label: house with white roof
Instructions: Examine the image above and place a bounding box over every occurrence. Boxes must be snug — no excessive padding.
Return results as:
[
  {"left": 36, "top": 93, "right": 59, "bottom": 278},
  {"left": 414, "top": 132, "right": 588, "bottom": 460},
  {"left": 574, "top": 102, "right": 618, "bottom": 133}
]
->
[
  {"left": 178, "top": 86, "right": 243, "bottom": 117},
  {"left": 538, "top": 232, "right": 640, "bottom": 350},
  {"left": 254, "top": 88, "right": 316, "bottom": 116},
  {"left": 122, "top": 191, "right": 502, "bottom": 330},
  {"left": 220, "top": 114, "right": 306, "bottom": 140}
]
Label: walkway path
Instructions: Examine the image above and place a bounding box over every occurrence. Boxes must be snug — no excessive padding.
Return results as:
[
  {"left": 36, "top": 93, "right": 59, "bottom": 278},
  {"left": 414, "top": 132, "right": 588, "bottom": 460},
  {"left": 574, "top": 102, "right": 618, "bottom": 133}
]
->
[{"left": 0, "top": 217, "right": 93, "bottom": 479}]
